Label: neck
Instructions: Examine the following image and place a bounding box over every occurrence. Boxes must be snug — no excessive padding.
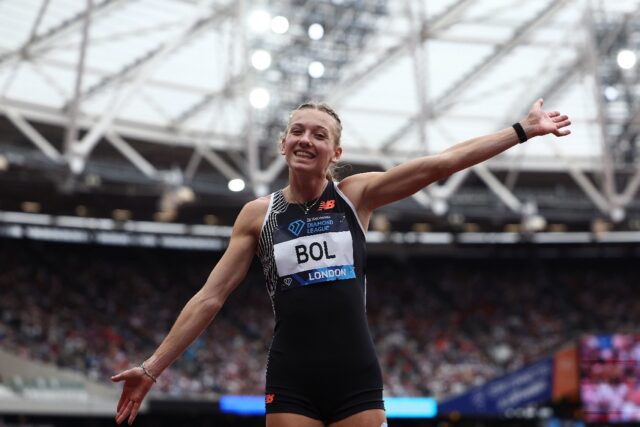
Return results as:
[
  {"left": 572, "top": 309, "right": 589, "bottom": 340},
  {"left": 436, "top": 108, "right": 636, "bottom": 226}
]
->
[{"left": 285, "top": 171, "right": 328, "bottom": 203}]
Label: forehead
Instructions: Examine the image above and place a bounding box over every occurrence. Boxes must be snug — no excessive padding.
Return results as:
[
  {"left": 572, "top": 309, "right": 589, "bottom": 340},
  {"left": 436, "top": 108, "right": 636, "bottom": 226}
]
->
[{"left": 289, "top": 109, "right": 336, "bottom": 131}]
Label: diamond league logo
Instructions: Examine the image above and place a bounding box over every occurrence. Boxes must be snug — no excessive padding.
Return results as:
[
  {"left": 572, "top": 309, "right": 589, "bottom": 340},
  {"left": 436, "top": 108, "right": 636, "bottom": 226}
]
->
[
  {"left": 287, "top": 220, "right": 305, "bottom": 236},
  {"left": 283, "top": 277, "right": 292, "bottom": 287}
]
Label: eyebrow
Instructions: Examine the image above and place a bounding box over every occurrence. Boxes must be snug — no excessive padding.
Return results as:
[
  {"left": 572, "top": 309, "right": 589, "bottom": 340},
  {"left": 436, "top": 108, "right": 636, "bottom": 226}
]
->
[{"left": 290, "top": 123, "right": 329, "bottom": 133}]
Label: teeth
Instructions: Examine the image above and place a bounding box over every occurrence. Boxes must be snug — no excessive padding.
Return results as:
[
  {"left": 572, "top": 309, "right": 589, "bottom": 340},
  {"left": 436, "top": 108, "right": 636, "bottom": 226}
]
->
[{"left": 295, "top": 151, "right": 313, "bottom": 158}]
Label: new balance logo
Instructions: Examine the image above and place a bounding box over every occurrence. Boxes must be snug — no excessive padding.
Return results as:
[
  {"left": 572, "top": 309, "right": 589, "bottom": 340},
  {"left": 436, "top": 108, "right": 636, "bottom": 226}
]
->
[{"left": 318, "top": 200, "right": 335, "bottom": 211}]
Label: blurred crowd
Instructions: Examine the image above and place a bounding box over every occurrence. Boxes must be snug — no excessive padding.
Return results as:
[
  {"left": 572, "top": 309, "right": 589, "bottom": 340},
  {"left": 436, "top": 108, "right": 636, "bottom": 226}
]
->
[{"left": 0, "top": 239, "right": 638, "bottom": 401}]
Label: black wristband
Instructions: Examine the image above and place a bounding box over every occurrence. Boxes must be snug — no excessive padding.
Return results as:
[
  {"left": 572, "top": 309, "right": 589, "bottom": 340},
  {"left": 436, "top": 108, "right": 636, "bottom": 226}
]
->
[{"left": 512, "top": 122, "right": 528, "bottom": 144}]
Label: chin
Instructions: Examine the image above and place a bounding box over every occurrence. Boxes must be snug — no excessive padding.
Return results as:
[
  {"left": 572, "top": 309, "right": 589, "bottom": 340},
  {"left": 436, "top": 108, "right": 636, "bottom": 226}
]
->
[{"left": 289, "top": 163, "right": 325, "bottom": 176}]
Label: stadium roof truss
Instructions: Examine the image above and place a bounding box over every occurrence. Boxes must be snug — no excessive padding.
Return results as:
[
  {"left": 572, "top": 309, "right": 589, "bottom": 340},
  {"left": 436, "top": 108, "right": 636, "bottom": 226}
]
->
[{"left": 0, "top": 0, "right": 639, "bottom": 228}]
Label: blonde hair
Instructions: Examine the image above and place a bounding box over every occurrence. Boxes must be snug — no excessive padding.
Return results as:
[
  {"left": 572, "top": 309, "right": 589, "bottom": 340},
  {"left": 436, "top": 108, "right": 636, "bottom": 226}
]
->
[{"left": 284, "top": 102, "right": 343, "bottom": 181}]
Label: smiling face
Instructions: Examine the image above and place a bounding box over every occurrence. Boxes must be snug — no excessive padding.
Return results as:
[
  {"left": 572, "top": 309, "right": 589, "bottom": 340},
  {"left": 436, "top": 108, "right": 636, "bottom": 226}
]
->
[{"left": 280, "top": 108, "right": 342, "bottom": 177}]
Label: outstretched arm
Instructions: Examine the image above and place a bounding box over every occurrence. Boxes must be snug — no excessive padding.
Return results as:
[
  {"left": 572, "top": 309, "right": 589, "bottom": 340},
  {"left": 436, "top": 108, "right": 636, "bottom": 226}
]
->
[
  {"left": 340, "top": 99, "right": 571, "bottom": 220},
  {"left": 110, "top": 199, "right": 266, "bottom": 425}
]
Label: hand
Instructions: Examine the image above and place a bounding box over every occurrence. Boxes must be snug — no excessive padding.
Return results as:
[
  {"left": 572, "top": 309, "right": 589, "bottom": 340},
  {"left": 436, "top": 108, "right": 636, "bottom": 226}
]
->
[
  {"left": 111, "top": 367, "right": 155, "bottom": 425},
  {"left": 523, "top": 98, "right": 571, "bottom": 138}
]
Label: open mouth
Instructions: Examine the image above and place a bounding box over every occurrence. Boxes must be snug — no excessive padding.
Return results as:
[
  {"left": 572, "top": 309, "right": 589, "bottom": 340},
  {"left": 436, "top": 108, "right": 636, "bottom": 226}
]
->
[{"left": 294, "top": 151, "right": 315, "bottom": 159}]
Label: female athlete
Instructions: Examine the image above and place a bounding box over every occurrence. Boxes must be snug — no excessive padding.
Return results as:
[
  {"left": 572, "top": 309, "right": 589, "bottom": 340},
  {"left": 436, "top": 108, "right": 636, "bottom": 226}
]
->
[{"left": 112, "top": 98, "right": 570, "bottom": 426}]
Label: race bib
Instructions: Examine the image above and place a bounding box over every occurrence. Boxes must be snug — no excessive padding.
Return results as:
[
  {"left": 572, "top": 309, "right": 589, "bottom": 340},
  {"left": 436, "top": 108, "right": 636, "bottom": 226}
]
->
[{"left": 273, "top": 213, "right": 355, "bottom": 290}]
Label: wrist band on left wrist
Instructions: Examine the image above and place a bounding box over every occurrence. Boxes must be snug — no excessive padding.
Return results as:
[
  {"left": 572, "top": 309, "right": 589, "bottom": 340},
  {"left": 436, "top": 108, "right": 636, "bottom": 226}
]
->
[{"left": 512, "top": 122, "right": 528, "bottom": 143}]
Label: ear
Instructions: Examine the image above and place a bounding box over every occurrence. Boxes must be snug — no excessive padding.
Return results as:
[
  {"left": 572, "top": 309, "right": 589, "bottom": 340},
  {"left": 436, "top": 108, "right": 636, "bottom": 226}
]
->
[
  {"left": 279, "top": 139, "right": 286, "bottom": 155},
  {"left": 331, "top": 145, "right": 342, "bottom": 163}
]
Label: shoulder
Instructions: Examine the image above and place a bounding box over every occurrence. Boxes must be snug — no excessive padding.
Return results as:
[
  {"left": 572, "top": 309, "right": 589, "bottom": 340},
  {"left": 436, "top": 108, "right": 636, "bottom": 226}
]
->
[
  {"left": 337, "top": 172, "right": 383, "bottom": 207},
  {"left": 242, "top": 195, "right": 271, "bottom": 215},
  {"left": 233, "top": 195, "right": 271, "bottom": 237}
]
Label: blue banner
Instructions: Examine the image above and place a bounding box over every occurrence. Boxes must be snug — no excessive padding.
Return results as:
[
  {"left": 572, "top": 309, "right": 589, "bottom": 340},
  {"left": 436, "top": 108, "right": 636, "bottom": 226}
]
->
[
  {"left": 438, "top": 358, "right": 553, "bottom": 415},
  {"left": 385, "top": 397, "right": 437, "bottom": 418},
  {"left": 219, "top": 395, "right": 437, "bottom": 418}
]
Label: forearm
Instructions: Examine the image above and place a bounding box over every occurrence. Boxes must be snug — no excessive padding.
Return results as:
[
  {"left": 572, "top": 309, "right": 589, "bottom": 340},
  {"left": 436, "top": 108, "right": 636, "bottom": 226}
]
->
[
  {"left": 441, "top": 126, "right": 520, "bottom": 175},
  {"left": 142, "top": 290, "right": 222, "bottom": 378},
  {"left": 138, "top": 208, "right": 261, "bottom": 378}
]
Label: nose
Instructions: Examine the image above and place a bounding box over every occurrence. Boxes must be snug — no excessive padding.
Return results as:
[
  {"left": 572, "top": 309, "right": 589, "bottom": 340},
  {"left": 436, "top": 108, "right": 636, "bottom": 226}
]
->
[{"left": 298, "top": 131, "right": 312, "bottom": 146}]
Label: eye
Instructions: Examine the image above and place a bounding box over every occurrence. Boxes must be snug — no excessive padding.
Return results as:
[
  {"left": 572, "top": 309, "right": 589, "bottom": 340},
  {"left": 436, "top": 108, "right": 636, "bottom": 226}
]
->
[
  {"left": 290, "top": 129, "right": 303, "bottom": 135},
  {"left": 315, "top": 133, "right": 327, "bottom": 139}
]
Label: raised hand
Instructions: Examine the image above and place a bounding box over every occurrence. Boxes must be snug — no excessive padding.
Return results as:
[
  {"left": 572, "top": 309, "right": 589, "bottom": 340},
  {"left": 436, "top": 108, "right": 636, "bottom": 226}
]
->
[
  {"left": 524, "top": 98, "right": 571, "bottom": 138},
  {"left": 111, "top": 367, "right": 155, "bottom": 425}
]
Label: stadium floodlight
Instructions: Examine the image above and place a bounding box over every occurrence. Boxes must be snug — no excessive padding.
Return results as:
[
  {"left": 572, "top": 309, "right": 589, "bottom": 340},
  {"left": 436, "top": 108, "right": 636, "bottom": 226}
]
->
[
  {"left": 249, "top": 10, "right": 271, "bottom": 33},
  {"left": 271, "top": 16, "right": 289, "bottom": 34},
  {"left": 251, "top": 50, "right": 272, "bottom": 71},
  {"left": 522, "top": 214, "right": 547, "bottom": 232},
  {"left": 431, "top": 198, "right": 448, "bottom": 216},
  {"left": 604, "top": 85, "right": 619, "bottom": 101},
  {"left": 308, "top": 23, "right": 324, "bottom": 40},
  {"left": 617, "top": 49, "right": 637, "bottom": 69},
  {"left": 610, "top": 207, "right": 625, "bottom": 223},
  {"left": 308, "top": 61, "right": 325, "bottom": 78},
  {"left": 228, "top": 178, "right": 246, "bottom": 192},
  {"left": 69, "top": 155, "right": 85, "bottom": 175},
  {"left": 175, "top": 186, "right": 195, "bottom": 203},
  {"left": 249, "top": 87, "right": 270, "bottom": 109}
]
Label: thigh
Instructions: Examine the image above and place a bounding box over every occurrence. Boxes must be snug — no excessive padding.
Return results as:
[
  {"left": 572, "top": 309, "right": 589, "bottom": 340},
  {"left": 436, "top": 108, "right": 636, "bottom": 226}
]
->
[
  {"left": 328, "top": 409, "right": 387, "bottom": 427},
  {"left": 267, "top": 412, "right": 325, "bottom": 427}
]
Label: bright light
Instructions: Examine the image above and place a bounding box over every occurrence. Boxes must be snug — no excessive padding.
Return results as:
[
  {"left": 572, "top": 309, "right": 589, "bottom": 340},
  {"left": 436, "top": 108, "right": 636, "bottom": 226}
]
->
[
  {"left": 431, "top": 199, "right": 448, "bottom": 216},
  {"left": 604, "top": 86, "right": 619, "bottom": 101},
  {"left": 69, "top": 155, "right": 85, "bottom": 175},
  {"left": 617, "top": 49, "right": 637, "bottom": 69},
  {"left": 610, "top": 207, "right": 625, "bottom": 223},
  {"left": 228, "top": 178, "right": 245, "bottom": 192},
  {"left": 271, "top": 15, "right": 289, "bottom": 34},
  {"left": 523, "top": 214, "right": 547, "bottom": 232},
  {"left": 248, "top": 10, "right": 271, "bottom": 33},
  {"left": 308, "top": 61, "right": 325, "bottom": 78},
  {"left": 251, "top": 50, "right": 272, "bottom": 71},
  {"left": 249, "top": 88, "right": 270, "bottom": 109},
  {"left": 176, "top": 186, "right": 195, "bottom": 203},
  {"left": 308, "top": 23, "right": 324, "bottom": 40}
]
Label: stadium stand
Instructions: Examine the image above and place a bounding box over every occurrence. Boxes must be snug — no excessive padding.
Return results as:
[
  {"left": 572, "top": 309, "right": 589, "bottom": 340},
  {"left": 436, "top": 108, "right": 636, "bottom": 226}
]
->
[{"left": 1, "top": 237, "right": 638, "bottom": 405}]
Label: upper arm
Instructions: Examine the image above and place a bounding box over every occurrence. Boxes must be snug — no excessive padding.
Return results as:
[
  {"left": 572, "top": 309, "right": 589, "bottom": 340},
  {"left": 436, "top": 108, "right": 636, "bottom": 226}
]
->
[
  {"left": 197, "top": 198, "right": 267, "bottom": 305},
  {"left": 339, "top": 153, "right": 450, "bottom": 213}
]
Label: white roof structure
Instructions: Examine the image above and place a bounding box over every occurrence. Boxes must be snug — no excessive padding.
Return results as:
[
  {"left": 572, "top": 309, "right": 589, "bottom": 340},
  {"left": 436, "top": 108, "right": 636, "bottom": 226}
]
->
[{"left": 0, "top": 0, "right": 639, "bottom": 230}]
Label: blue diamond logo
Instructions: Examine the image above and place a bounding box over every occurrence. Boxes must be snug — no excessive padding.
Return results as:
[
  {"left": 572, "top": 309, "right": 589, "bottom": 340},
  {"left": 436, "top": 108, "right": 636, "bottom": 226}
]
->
[{"left": 288, "top": 220, "right": 305, "bottom": 236}]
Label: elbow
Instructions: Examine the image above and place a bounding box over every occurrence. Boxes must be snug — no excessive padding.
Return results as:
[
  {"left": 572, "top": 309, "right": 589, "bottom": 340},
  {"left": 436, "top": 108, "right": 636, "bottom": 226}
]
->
[
  {"left": 193, "top": 291, "right": 225, "bottom": 315},
  {"left": 193, "top": 275, "right": 241, "bottom": 314}
]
